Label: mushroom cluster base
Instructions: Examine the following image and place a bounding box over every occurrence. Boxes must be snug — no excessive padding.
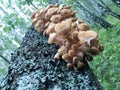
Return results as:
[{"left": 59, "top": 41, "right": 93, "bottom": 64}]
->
[{"left": 31, "top": 4, "right": 104, "bottom": 70}]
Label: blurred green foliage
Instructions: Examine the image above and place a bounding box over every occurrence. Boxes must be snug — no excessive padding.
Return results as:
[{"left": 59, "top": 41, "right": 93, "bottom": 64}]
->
[{"left": 0, "top": 0, "right": 120, "bottom": 90}]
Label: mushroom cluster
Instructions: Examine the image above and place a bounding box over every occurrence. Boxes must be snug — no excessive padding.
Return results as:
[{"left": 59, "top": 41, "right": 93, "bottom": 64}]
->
[{"left": 31, "top": 4, "right": 104, "bottom": 70}]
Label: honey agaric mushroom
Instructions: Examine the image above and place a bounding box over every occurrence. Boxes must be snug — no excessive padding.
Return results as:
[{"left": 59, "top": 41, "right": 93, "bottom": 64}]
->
[
  {"left": 64, "top": 5, "right": 71, "bottom": 9},
  {"left": 68, "top": 50, "right": 76, "bottom": 57},
  {"left": 78, "top": 30, "right": 98, "bottom": 45},
  {"left": 45, "top": 7, "right": 58, "bottom": 20},
  {"left": 30, "top": 4, "right": 104, "bottom": 70},
  {"left": 62, "top": 53, "right": 71, "bottom": 63},
  {"left": 54, "top": 53, "right": 61, "bottom": 60},
  {"left": 60, "top": 9, "right": 72, "bottom": 18},
  {"left": 77, "top": 23, "right": 89, "bottom": 31},
  {"left": 48, "top": 33, "right": 64, "bottom": 46},
  {"left": 90, "top": 47, "right": 100, "bottom": 55},
  {"left": 55, "top": 21, "right": 71, "bottom": 37},
  {"left": 73, "top": 56, "right": 84, "bottom": 69},
  {"left": 58, "top": 46, "right": 68, "bottom": 54},
  {"left": 50, "top": 15, "right": 62, "bottom": 23},
  {"left": 67, "top": 63, "right": 73, "bottom": 68},
  {"left": 32, "top": 18, "right": 38, "bottom": 25},
  {"left": 45, "top": 23, "right": 56, "bottom": 35},
  {"left": 35, "top": 20, "right": 44, "bottom": 31},
  {"left": 76, "top": 52, "right": 84, "bottom": 60},
  {"left": 78, "top": 44, "right": 88, "bottom": 53},
  {"left": 48, "top": 33, "right": 57, "bottom": 44},
  {"left": 31, "top": 12, "right": 36, "bottom": 19},
  {"left": 98, "top": 44, "right": 104, "bottom": 51},
  {"left": 72, "top": 31, "right": 79, "bottom": 40}
]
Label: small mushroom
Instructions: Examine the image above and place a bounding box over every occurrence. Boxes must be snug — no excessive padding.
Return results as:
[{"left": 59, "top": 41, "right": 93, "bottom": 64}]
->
[
  {"left": 35, "top": 10, "right": 44, "bottom": 18},
  {"left": 44, "top": 22, "right": 50, "bottom": 28},
  {"left": 90, "top": 38, "right": 98, "bottom": 47},
  {"left": 90, "top": 47, "right": 100, "bottom": 55},
  {"left": 64, "top": 5, "right": 71, "bottom": 9},
  {"left": 35, "top": 20, "right": 44, "bottom": 32},
  {"left": 77, "top": 19, "right": 84, "bottom": 24},
  {"left": 68, "top": 50, "right": 76, "bottom": 57},
  {"left": 76, "top": 51, "right": 83, "bottom": 60},
  {"left": 71, "top": 10, "right": 76, "bottom": 16},
  {"left": 77, "top": 23, "right": 89, "bottom": 31},
  {"left": 98, "top": 44, "right": 104, "bottom": 51},
  {"left": 32, "top": 18, "right": 38, "bottom": 25},
  {"left": 44, "top": 4, "right": 58, "bottom": 13},
  {"left": 54, "top": 53, "right": 61, "bottom": 60},
  {"left": 72, "top": 56, "right": 84, "bottom": 69},
  {"left": 55, "top": 21, "right": 71, "bottom": 37},
  {"left": 60, "top": 9, "right": 72, "bottom": 18},
  {"left": 72, "top": 56, "right": 79, "bottom": 67},
  {"left": 62, "top": 53, "right": 71, "bottom": 63},
  {"left": 48, "top": 33, "right": 57, "bottom": 44},
  {"left": 50, "top": 15, "right": 62, "bottom": 23},
  {"left": 85, "top": 53, "right": 93, "bottom": 61},
  {"left": 78, "top": 45, "right": 88, "bottom": 53},
  {"left": 71, "top": 44, "right": 78, "bottom": 50},
  {"left": 48, "top": 33, "right": 65, "bottom": 45},
  {"left": 77, "top": 61, "right": 84, "bottom": 69},
  {"left": 72, "top": 31, "right": 79, "bottom": 40},
  {"left": 67, "top": 63, "right": 73, "bottom": 68},
  {"left": 47, "top": 7, "right": 58, "bottom": 15},
  {"left": 58, "top": 45, "right": 68, "bottom": 55},
  {"left": 46, "top": 23, "right": 56, "bottom": 35},
  {"left": 78, "top": 30, "right": 98, "bottom": 45},
  {"left": 45, "top": 7, "right": 58, "bottom": 20}
]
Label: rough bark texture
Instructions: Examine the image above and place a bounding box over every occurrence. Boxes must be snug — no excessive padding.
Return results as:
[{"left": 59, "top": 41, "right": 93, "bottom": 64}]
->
[{"left": 0, "top": 26, "right": 104, "bottom": 90}]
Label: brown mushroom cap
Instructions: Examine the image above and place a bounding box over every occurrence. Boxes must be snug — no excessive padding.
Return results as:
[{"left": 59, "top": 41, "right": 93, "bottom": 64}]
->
[
  {"left": 68, "top": 50, "right": 76, "bottom": 57},
  {"left": 76, "top": 52, "right": 84, "bottom": 60},
  {"left": 98, "top": 44, "right": 104, "bottom": 51},
  {"left": 46, "top": 23, "right": 56, "bottom": 35},
  {"left": 48, "top": 33, "right": 57, "bottom": 44},
  {"left": 78, "top": 30, "right": 98, "bottom": 45},
  {"left": 71, "top": 44, "right": 79, "bottom": 50},
  {"left": 77, "top": 61, "right": 84, "bottom": 69},
  {"left": 54, "top": 53, "right": 61, "bottom": 60},
  {"left": 73, "top": 56, "right": 79, "bottom": 62},
  {"left": 45, "top": 7, "right": 58, "bottom": 19},
  {"left": 44, "top": 4, "right": 58, "bottom": 13},
  {"left": 32, "top": 18, "right": 38, "bottom": 25},
  {"left": 60, "top": 9, "right": 72, "bottom": 18},
  {"left": 64, "top": 5, "right": 71, "bottom": 9},
  {"left": 55, "top": 21, "right": 71, "bottom": 37},
  {"left": 90, "top": 47, "right": 100, "bottom": 55},
  {"left": 62, "top": 53, "right": 71, "bottom": 63},
  {"left": 67, "top": 63, "right": 73, "bottom": 68},
  {"left": 50, "top": 15, "right": 62, "bottom": 23},
  {"left": 35, "top": 20, "right": 44, "bottom": 32},
  {"left": 78, "top": 45, "right": 88, "bottom": 53},
  {"left": 58, "top": 45, "right": 68, "bottom": 54},
  {"left": 90, "top": 38, "right": 98, "bottom": 47},
  {"left": 85, "top": 53, "right": 93, "bottom": 61},
  {"left": 72, "top": 31, "right": 79, "bottom": 40},
  {"left": 77, "top": 23, "right": 89, "bottom": 31},
  {"left": 71, "top": 10, "right": 76, "bottom": 16}
]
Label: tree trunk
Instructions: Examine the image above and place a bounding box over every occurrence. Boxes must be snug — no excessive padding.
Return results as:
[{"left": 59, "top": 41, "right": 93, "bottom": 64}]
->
[{"left": 0, "top": 26, "right": 104, "bottom": 90}]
